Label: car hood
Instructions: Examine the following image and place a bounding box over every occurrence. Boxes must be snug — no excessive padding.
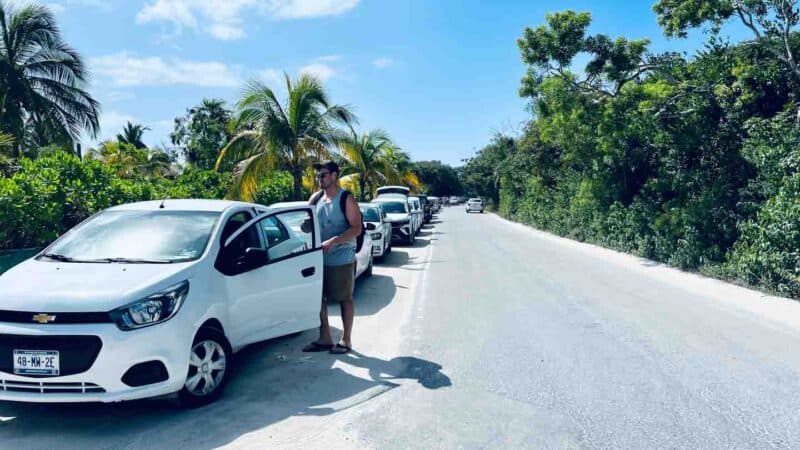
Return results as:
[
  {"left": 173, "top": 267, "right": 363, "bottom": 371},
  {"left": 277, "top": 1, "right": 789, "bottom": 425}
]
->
[
  {"left": 385, "top": 213, "right": 410, "bottom": 223},
  {"left": 0, "top": 259, "right": 199, "bottom": 312}
]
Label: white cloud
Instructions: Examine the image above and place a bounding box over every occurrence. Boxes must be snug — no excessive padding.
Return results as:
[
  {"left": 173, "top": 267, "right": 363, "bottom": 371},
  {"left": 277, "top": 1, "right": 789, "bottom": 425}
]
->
[
  {"left": 136, "top": 0, "right": 360, "bottom": 40},
  {"left": 90, "top": 52, "right": 240, "bottom": 87},
  {"left": 373, "top": 57, "right": 394, "bottom": 69},
  {"left": 299, "top": 63, "right": 336, "bottom": 82},
  {"left": 258, "top": 68, "right": 284, "bottom": 86}
]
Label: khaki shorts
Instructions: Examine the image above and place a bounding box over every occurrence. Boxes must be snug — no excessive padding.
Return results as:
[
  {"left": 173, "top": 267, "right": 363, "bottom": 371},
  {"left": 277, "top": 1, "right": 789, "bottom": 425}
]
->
[{"left": 323, "top": 262, "right": 355, "bottom": 304}]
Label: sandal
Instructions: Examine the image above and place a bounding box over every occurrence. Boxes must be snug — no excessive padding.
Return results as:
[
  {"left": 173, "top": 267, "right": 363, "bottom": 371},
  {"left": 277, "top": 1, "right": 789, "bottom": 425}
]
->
[
  {"left": 330, "top": 343, "right": 352, "bottom": 354},
  {"left": 302, "top": 342, "right": 333, "bottom": 352}
]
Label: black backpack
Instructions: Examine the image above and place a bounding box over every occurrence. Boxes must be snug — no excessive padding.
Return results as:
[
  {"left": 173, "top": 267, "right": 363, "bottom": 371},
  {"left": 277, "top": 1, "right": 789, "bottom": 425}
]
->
[{"left": 310, "top": 189, "right": 366, "bottom": 252}]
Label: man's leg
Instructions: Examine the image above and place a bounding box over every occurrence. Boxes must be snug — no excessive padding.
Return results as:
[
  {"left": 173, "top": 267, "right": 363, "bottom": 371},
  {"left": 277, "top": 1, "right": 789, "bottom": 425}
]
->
[
  {"left": 318, "top": 297, "right": 333, "bottom": 345},
  {"left": 338, "top": 262, "right": 356, "bottom": 348}
]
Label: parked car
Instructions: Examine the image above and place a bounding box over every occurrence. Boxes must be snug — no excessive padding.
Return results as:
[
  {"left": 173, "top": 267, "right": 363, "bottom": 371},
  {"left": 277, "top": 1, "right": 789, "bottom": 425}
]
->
[
  {"left": 373, "top": 197, "right": 415, "bottom": 245},
  {"left": 0, "top": 199, "right": 325, "bottom": 407},
  {"left": 427, "top": 196, "right": 441, "bottom": 213},
  {"left": 359, "top": 202, "right": 391, "bottom": 261},
  {"left": 411, "top": 195, "right": 432, "bottom": 224},
  {"left": 376, "top": 186, "right": 411, "bottom": 197},
  {"left": 407, "top": 197, "right": 423, "bottom": 234},
  {"left": 269, "top": 201, "right": 373, "bottom": 279},
  {"left": 466, "top": 198, "right": 484, "bottom": 213}
]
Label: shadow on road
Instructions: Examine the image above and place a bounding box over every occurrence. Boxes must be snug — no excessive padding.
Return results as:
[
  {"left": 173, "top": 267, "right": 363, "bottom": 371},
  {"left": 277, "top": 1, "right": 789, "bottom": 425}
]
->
[
  {"left": 354, "top": 274, "right": 396, "bottom": 316},
  {"left": 0, "top": 330, "right": 451, "bottom": 450}
]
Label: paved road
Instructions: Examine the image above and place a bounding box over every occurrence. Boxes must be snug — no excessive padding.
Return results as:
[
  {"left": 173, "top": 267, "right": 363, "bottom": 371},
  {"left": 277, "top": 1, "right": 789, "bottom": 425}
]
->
[
  {"left": 346, "top": 208, "right": 800, "bottom": 449},
  {"left": 3, "top": 207, "right": 800, "bottom": 449}
]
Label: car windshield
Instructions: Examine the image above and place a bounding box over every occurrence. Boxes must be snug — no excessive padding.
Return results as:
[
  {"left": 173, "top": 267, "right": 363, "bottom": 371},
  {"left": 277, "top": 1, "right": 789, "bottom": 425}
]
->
[
  {"left": 43, "top": 210, "right": 220, "bottom": 263},
  {"left": 378, "top": 202, "right": 407, "bottom": 214},
  {"left": 361, "top": 207, "right": 381, "bottom": 222}
]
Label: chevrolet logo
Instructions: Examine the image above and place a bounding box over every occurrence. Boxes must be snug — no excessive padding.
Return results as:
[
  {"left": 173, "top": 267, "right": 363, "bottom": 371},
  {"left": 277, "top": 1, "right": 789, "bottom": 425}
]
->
[{"left": 32, "top": 313, "right": 56, "bottom": 324}]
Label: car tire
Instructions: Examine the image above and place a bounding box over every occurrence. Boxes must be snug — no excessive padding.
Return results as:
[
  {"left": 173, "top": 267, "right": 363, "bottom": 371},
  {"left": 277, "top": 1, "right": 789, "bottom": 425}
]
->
[
  {"left": 386, "top": 242, "right": 392, "bottom": 254},
  {"left": 406, "top": 235, "right": 414, "bottom": 246},
  {"left": 177, "top": 327, "right": 232, "bottom": 409},
  {"left": 365, "top": 256, "right": 373, "bottom": 277}
]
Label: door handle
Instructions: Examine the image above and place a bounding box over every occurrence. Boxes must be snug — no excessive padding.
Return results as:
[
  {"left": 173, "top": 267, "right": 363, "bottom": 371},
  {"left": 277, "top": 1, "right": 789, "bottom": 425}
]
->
[{"left": 301, "top": 267, "right": 316, "bottom": 278}]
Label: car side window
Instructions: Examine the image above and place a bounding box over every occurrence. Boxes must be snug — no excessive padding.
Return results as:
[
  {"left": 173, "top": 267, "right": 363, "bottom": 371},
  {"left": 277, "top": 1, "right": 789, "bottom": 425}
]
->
[
  {"left": 260, "top": 210, "right": 315, "bottom": 261},
  {"left": 219, "top": 211, "right": 252, "bottom": 245},
  {"left": 259, "top": 216, "right": 290, "bottom": 248}
]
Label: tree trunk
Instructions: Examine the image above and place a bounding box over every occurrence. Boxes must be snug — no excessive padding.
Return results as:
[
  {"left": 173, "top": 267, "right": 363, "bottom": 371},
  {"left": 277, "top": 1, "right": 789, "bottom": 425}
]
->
[
  {"left": 292, "top": 166, "right": 304, "bottom": 200},
  {"left": 359, "top": 178, "right": 366, "bottom": 201}
]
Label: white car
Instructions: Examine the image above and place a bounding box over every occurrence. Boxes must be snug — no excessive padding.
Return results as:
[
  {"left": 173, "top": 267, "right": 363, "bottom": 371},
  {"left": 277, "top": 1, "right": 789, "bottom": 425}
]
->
[
  {"left": 0, "top": 199, "right": 325, "bottom": 406},
  {"left": 270, "top": 200, "right": 373, "bottom": 279},
  {"left": 372, "top": 197, "right": 415, "bottom": 246},
  {"left": 466, "top": 198, "right": 484, "bottom": 213},
  {"left": 360, "top": 203, "right": 391, "bottom": 261}
]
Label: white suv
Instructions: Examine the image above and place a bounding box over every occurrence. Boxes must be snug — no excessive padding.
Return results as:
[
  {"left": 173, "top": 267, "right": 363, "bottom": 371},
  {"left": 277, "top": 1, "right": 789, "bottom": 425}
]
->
[
  {"left": 466, "top": 198, "right": 484, "bottom": 213},
  {"left": 0, "top": 200, "right": 324, "bottom": 407}
]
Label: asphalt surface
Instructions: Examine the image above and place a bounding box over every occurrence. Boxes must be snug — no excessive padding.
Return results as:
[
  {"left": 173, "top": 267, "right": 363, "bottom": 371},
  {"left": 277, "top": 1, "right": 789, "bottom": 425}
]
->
[{"left": 3, "top": 208, "right": 800, "bottom": 449}]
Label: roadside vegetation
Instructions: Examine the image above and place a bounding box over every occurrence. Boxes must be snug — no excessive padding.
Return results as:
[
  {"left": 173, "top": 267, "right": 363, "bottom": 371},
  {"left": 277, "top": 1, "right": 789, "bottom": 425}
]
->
[{"left": 460, "top": 3, "right": 800, "bottom": 298}]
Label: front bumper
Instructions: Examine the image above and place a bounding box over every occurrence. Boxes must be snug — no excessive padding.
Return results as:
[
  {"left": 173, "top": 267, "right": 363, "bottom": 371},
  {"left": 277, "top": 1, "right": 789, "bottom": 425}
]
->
[
  {"left": 390, "top": 224, "right": 412, "bottom": 242},
  {"left": 0, "top": 320, "right": 191, "bottom": 403}
]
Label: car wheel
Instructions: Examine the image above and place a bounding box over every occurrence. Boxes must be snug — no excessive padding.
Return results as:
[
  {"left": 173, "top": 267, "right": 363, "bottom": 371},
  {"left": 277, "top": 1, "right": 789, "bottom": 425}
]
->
[
  {"left": 386, "top": 241, "right": 392, "bottom": 254},
  {"left": 178, "top": 327, "right": 232, "bottom": 408},
  {"left": 365, "top": 256, "right": 373, "bottom": 277},
  {"left": 407, "top": 235, "right": 414, "bottom": 246}
]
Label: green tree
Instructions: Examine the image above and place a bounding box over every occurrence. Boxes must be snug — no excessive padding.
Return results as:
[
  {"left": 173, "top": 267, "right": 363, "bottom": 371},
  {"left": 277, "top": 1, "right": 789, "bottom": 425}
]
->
[
  {"left": 216, "top": 74, "right": 356, "bottom": 201},
  {"left": 170, "top": 98, "right": 232, "bottom": 171},
  {"left": 517, "top": 10, "right": 661, "bottom": 102},
  {"left": 414, "top": 160, "right": 463, "bottom": 196},
  {"left": 0, "top": 2, "right": 99, "bottom": 156},
  {"left": 117, "top": 121, "right": 149, "bottom": 149},
  {"left": 654, "top": 0, "right": 800, "bottom": 81},
  {"left": 337, "top": 128, "right": 398, "bottom": 200}
]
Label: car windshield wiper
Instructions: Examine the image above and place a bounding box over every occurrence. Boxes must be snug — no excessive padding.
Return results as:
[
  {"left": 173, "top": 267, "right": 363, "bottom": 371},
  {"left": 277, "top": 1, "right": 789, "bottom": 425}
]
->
[
  {"left": 94, "top": 257, "right": 174, "bottom": 264},
  {"left": 40, "top": 253, "right": 78, "bottom": 262}
]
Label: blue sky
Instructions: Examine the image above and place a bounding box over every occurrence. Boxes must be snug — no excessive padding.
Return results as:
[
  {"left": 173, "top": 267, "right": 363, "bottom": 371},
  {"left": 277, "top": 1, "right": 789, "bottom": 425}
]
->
[{"left": 48, "top": 0, "right": 750, "bottom": 166}]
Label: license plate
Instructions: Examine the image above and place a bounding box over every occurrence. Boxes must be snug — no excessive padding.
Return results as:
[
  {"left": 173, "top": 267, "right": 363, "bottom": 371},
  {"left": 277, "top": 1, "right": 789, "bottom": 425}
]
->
[{"left": 13, "top": 350, "right": 60, "bottom": 376}]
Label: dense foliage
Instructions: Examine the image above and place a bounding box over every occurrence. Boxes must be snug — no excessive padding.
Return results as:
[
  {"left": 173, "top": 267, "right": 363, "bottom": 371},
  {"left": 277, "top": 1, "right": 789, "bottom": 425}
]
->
[
  {"left": 0, "top": 151, "right": 234, "bottom": 250},
  {"left": 461, "top": 9, "right": 800, "bottom": 298}
]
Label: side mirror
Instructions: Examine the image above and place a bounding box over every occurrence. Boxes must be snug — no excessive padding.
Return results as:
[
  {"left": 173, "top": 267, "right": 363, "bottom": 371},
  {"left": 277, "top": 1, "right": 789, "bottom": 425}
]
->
[
  {"left": 365, "top": 222, "right": 377, "bottom": 231},
  {"left": 244, "top": 247, "right": 268, "bottom": 268}
]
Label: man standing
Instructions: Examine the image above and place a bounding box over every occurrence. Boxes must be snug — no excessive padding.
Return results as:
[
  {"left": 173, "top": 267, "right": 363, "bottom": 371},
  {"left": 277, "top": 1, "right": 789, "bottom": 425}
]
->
[{"left": 302, "top": 161, "right": 362, "bottom": 354}]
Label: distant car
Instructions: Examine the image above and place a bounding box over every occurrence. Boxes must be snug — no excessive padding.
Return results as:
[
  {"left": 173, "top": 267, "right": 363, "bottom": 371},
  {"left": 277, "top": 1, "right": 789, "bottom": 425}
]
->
[
  {"left": 449, "top": 196, "right": 459, "bottom": 205},
  {"left": 373, "top": 197, "right": 415, "bottom": 245},
  {"left": 270, "top": 201, "right": 373, "bottom": 278},
  {"left": 466, "top": 198, "right": 484, "bottom": 213},
  {"left": 359, "top": 203, "right": 391, "bottom": 261},
  {"left": 427, "top": 196, "right": 441, "bottom": 213}
]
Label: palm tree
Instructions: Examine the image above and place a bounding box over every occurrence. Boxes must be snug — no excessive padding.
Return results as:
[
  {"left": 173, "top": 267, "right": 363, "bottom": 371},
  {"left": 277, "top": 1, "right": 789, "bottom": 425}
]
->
[
  {"left": 216, "top": 73, "right": 356, "bottom": 201},
  {"left": 141, "top": 148, "right": 174, "bottom": 178},
  {"left": 0, "top": 3, "right": 99, "bottom": 156},
  {"left": 117, "top": 121, "right": 149, "bottom": 149},
  {"left": 383, "top": 146, "right": 422, "bottom": 192},
  {"left": 337, "top": 128, "right": 398, "bottom": 200}
]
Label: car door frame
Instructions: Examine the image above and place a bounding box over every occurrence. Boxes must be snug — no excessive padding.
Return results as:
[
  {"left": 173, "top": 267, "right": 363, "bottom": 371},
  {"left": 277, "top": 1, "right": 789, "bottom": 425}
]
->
[{"left": 220, "top": 205, "right": 323, "bottom": 345}]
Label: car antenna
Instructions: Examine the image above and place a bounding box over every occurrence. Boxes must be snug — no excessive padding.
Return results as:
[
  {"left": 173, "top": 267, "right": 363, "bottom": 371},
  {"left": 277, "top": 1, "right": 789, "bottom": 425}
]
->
[{"left": 159, "top": 198, "right": 167, "bottom": 209}]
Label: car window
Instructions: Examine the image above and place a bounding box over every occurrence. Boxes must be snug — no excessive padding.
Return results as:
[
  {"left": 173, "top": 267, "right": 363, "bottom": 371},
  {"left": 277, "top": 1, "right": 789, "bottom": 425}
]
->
[
  {"left": 264, "top": 210, "right": 315, "bottom": 260},
  {"left": 258, "top": 216, "right": 290, "bottom": 248},
  {"left": 220, "top": 211, "right": 253, "bottom": 245},
  {"left": 217, "top": 216, "right": 263, "bottom": 275},
  {"left": 361, "top": 207, "right": 381, "bottom": 222}
]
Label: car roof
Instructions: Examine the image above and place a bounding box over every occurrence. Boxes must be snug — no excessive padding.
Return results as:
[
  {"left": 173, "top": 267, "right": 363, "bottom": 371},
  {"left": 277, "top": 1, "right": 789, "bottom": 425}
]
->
[
  {"left": 269, "top": 201, "right": 308, "bottom": 208},
  {"left": 108, "top": 199, "right": 260, "bottom": 213}
]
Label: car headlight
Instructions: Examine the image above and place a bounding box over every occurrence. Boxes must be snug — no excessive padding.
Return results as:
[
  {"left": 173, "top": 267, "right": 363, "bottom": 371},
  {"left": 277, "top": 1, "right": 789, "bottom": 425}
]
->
[
  {"left": 111, "top": 280, "right": 189, "bottom": 331},
  {"left": 371, "top": 232, "right": 382, "bottom": 240}
]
